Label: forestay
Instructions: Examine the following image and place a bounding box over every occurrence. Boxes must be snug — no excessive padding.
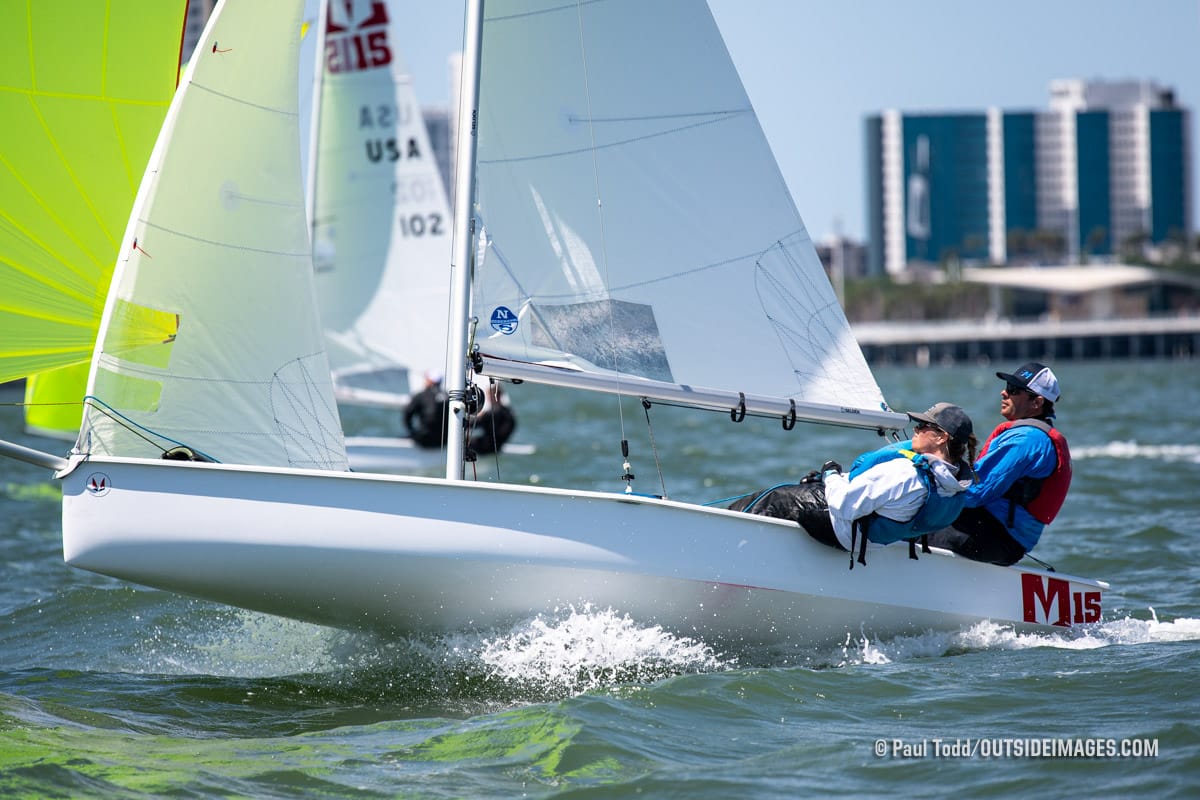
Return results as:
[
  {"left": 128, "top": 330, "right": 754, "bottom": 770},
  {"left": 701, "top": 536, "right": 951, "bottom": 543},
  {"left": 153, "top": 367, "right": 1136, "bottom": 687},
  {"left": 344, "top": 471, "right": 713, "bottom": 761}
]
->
[
  {"left": 308, "top": 0, "right": 454, "bottom": 403},
  {"left": 79, "top": 0, "right": 347, "bottom": 470},
  {"left": 470, "top": 0, "right": 899, "bottom": 430}
]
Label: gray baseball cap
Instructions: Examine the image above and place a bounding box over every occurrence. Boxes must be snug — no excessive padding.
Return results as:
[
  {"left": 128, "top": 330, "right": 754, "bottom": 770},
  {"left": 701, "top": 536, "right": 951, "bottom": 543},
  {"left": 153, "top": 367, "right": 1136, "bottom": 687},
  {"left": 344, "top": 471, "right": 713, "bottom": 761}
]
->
[{"left": 907, "top": 402, "right": 973, "bottom": 444}]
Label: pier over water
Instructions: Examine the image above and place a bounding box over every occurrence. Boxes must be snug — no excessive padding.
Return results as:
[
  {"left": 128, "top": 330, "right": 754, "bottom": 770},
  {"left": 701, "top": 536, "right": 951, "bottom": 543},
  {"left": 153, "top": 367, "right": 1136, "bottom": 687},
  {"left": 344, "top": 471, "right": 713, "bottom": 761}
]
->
[{"left": 853, "top": 315, "right": 1200, "bottom": 366}]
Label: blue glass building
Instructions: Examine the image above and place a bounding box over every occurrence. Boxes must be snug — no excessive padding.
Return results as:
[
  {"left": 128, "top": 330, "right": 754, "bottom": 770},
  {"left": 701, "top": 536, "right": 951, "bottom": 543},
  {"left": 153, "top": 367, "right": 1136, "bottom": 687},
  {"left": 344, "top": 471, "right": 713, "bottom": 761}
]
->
[{"left": 866, "top": 80, "right": 1191, "bottom": 275}]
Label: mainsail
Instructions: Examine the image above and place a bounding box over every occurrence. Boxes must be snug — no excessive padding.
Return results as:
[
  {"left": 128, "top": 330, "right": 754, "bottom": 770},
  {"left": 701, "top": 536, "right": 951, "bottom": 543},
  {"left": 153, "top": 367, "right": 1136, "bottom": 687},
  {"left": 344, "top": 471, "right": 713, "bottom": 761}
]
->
[
  {"left": 80, "top": 0, "right": 347, "bottom": 470},
  {"left": 0, "top": 1, "right": 187, "bottom": 432},
  {"left": 468, "top": 0, "right": 890, "bottom": 423},
  {"left": 308, "top": 0, "right": 454, "bottom": 403}
]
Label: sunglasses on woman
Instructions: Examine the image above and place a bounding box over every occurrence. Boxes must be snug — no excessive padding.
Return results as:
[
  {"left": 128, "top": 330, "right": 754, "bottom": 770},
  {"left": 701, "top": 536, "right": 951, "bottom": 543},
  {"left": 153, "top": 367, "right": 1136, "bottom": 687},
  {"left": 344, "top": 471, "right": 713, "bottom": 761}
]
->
[{"left": 914, "top": 421, "right": 943, "bottom": 434}]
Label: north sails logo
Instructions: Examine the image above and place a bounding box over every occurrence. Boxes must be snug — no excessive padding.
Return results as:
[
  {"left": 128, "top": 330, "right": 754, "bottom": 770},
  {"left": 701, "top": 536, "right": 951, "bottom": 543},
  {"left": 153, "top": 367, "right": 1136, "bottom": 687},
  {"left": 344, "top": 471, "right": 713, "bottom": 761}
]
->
[
  {"left": 325, "top": 0, "right": 392, "bottom": 73},
  {"left": 85, "top": 473, "right": 111, "bottom": 497},
  {"left": 490, "top": 306, "right": 518, "bottom": 335}
]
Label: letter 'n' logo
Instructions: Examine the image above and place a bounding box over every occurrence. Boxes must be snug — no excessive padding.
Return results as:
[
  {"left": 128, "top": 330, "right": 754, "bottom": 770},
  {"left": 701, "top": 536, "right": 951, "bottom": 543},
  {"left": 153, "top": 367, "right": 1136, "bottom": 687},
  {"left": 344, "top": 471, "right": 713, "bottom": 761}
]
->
[{"left": 1022, "top": 573, "right": 1070, "bottom": 626}]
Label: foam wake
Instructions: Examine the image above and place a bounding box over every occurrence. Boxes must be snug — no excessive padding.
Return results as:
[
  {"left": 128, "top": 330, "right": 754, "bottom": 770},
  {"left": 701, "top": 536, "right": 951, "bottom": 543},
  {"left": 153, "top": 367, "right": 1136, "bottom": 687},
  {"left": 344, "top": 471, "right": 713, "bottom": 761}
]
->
[
  {"left": 1072, "top": 441, "right": 1200, "bottom": 462},
  {"left": 833, "top": 610, "right": 1200, "bottom": 666}
]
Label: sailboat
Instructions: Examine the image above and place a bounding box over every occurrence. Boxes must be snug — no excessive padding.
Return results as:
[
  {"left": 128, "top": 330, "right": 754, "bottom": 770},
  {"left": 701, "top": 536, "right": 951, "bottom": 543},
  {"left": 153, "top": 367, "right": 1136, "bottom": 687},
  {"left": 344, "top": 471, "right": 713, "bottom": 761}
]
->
[
  {"left": 305, "top": 0, "right": 530, "bottom": 471},
  {"left": 0, "top": 2, "right": 188, "bottom": 439},
  {"left": 306, "top": 0, "right": 453, "bottom": 409},
  {"left": 2, "top": 0, "right": 1107, "bottom": 648}
]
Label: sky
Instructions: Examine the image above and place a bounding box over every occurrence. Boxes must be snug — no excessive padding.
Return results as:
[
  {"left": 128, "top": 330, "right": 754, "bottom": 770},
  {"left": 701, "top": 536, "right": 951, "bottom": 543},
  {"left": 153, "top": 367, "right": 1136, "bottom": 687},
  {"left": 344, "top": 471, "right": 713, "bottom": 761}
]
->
[{"left": 390, "top": 1, "right": 1200, "bottom": 243}]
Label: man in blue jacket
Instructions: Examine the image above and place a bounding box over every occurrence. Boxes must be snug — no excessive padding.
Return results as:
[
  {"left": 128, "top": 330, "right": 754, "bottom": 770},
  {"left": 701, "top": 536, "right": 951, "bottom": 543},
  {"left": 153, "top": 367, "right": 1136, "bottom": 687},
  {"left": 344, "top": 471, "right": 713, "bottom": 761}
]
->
[{"left": 925, "top": 362, "right": 1072, "bottom": 566}]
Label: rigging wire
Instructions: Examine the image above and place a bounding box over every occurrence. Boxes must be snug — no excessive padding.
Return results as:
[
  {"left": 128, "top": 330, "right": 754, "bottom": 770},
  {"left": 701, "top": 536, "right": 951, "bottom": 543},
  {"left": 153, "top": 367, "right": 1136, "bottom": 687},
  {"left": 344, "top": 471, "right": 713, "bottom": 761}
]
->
[
  {"left": 80, "top": 395, "right": 220, "bottom": 462},
  {"left": 640, "top": 399, "right": 669, "bottom": 499}
]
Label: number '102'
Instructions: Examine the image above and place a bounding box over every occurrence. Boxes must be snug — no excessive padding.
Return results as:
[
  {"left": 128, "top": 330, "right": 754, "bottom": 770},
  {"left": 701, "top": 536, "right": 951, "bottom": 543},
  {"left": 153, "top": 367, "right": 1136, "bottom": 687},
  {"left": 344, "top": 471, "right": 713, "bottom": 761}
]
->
[{"left": 399, "top": 213, "right": 444, "bottom": 237}]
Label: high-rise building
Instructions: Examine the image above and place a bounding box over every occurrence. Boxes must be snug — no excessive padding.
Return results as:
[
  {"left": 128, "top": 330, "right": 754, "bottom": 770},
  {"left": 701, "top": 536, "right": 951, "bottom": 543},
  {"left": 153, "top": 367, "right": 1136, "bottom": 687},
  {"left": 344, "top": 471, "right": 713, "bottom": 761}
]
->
[
  {"left": 422, "top": 106, "right": 454, "bottom": 198},
  {"left": 865, "top": 79, "right": 1191, "bottom": 275}
]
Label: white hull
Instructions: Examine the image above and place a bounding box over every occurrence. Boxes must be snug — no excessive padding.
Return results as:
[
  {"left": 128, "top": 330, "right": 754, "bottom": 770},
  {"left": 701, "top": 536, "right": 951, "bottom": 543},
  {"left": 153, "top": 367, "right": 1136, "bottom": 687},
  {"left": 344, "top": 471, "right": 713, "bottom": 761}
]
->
[
  {"left": 61, "top": 458, "right": 1106, "bottom": 646},
  {"left": 346, "top": 436, "right": 535, "bottom": 473}
]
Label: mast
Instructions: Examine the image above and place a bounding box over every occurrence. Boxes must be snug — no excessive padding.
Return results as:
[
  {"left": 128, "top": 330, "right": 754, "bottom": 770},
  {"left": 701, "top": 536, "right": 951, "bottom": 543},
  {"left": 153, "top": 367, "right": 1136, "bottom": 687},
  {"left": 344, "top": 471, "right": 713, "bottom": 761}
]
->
[
  {"left": 444, "top": 0, "right": 486, "bottom": 479},
  {"left": 303, "top": 0, "right": 328, "bottom": 248}
]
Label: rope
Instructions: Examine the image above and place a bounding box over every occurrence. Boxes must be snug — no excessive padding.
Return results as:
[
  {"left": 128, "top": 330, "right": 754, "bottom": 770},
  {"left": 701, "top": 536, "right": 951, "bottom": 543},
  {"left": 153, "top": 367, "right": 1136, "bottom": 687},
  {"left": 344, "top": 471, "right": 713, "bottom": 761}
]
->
[
  {"left": 640, "top": 400, "right": 668, "bottom": 499},
  {"left": 82, "top": 395, "right": 221, "bottom": 462}
]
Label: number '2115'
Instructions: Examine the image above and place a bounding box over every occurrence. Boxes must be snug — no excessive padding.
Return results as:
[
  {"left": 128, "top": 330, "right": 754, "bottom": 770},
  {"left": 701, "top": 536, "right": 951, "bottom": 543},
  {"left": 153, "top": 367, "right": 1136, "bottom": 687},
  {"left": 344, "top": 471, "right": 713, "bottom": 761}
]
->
[{"left": 399, "top": 213, "right": 443, "bottom": 237}]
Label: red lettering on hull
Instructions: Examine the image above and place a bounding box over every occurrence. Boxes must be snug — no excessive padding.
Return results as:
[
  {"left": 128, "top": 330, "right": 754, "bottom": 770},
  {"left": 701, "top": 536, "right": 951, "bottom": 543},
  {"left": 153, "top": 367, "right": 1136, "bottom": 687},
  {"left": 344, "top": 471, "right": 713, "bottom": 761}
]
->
[{"left": 1021, "top": 573, "right": 1101, "bottom": 627}]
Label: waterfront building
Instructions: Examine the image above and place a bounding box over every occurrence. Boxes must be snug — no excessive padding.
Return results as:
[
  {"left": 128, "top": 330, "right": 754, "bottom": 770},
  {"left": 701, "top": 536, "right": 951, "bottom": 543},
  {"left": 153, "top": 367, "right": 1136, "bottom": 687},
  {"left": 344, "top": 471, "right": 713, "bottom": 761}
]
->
[{"left": 865, "top": 79, "right": 1192, "bottom": 276}]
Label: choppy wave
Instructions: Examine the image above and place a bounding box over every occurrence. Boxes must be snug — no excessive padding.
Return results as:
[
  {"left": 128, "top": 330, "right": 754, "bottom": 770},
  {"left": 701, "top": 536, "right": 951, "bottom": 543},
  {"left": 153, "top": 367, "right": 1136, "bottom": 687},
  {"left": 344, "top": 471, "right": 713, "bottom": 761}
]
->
[
  {"left": 834, "top": 610, "right": 1200, "bottom": 667},
  {"left": 88, "top": 601, "right": 1200, "bottom": 702},
  {"left": 91, "top": 603, "right": 733, "bottom": 705},
  {"left": 1072, "top": 441, "right": 1200, "bottom": 462}
]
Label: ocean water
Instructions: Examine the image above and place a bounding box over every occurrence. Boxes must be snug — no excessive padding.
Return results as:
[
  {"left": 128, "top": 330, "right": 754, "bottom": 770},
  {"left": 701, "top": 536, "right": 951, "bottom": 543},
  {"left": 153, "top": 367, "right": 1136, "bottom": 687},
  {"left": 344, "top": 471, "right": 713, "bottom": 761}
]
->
[{"left": 1, "top": 360, "right": 1198, "bottom": 798}]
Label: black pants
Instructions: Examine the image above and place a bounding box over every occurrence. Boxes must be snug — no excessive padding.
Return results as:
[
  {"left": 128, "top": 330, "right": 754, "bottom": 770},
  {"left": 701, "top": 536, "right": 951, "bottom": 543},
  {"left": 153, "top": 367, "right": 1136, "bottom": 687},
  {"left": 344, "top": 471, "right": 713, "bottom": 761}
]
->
[
  {"left": 729, "top": 482, "right": 846, "bottom": 551},
  {"left": 924, "top": 506, "right": 1026, "bottom": 566}
]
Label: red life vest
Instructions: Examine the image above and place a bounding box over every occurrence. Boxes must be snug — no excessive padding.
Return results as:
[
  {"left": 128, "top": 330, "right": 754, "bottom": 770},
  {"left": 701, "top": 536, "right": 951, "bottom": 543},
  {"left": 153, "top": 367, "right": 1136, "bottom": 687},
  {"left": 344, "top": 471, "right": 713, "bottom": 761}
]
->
[{"left": 979, "top": 419, "right": 1072, "bottom": 524}]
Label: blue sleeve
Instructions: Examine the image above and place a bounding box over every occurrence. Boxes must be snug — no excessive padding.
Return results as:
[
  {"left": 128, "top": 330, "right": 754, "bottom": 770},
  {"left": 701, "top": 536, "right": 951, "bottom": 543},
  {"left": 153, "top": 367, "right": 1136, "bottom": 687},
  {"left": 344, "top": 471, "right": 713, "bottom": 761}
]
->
[
  {"left": 964, "top": 428, "right": 1057, "bottom": 508},
  {"left": 850, "top": 440, "right": 912, "bottom": 474}
]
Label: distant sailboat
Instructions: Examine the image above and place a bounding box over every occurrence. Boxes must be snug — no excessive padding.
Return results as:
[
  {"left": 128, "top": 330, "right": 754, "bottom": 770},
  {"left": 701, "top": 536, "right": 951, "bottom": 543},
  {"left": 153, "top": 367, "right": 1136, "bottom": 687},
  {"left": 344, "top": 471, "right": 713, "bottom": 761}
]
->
[
  {"left": 0, "top": 1, "right": 187, "bottom": 439},
  {"left": 307, "top": 0, "right": 453, "bottom": 409},
  {"left": 306, "top": 0, "right": 527, "bottom": 470},
  {"left": 0, "top": 0, "right": 1108, "bottom": 648}
]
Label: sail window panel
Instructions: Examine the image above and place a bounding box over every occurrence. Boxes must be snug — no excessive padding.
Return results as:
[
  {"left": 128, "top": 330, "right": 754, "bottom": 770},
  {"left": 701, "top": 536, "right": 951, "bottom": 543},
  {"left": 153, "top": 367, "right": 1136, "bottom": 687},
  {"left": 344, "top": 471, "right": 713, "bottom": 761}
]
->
[
  {"left": 92, "top": 366, "right": 163, "bottom": 414},
  {"left": 104, "top": 299, "right": 179, "bottom": 369},
  {"left": 527, "top": 299, "right": 673, "bottom": 383}
]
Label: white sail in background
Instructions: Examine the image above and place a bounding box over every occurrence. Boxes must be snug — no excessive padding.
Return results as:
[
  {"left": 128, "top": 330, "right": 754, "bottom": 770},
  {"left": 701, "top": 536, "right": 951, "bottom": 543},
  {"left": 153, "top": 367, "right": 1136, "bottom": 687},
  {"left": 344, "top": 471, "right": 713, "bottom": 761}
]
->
[
  {"left": 309, "top": 0, "right": 454, "bottom": 402},
  {"left": 80, "top": 0, "right": 347, "bottom": 470},
  {"left": 471, "top": 0, "right": 887, "bottom": 417}
]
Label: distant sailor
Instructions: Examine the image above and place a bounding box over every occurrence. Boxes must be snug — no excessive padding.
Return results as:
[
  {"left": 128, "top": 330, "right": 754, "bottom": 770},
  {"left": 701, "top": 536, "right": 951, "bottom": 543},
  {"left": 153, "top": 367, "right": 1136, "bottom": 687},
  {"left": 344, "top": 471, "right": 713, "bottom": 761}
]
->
[
  {"left": 403, "top": 370, "right": 449, "bottom": 449},
  {"left": 924, "top": 362, "right": 1071, "bottom": 566}
]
